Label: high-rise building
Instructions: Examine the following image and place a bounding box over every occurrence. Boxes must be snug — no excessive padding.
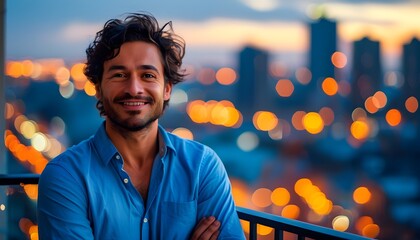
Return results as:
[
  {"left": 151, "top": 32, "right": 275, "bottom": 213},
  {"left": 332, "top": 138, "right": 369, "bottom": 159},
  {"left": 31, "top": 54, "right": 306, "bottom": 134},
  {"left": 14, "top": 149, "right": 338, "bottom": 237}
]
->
[
  {"left": 351, "top": 37, "right": 382, "bottom": 108},
  {"left": 309, "top": 17, "right": 337, "bottom": 88},
  {"left": 236, "top": 45, "right": 270, "bottom": 122},
  {"left": 307, "top": 17, "right": 338, "bottom": 110},
  {"left": 402, "top": 38, "right": 420, "bottom": 100}
]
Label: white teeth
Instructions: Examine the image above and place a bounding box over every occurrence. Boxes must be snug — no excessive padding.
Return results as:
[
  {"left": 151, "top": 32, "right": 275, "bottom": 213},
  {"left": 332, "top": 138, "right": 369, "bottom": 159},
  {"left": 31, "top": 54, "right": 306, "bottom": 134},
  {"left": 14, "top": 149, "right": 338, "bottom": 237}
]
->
[{"left": 124, "top": 102, "right": 145, "bottom": 106}]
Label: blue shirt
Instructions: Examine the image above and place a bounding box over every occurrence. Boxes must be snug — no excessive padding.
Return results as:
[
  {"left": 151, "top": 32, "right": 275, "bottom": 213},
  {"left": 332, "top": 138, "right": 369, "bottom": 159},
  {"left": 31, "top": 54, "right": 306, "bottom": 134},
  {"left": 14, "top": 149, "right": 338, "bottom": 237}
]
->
[{"left": 37, "top": 122, "right": 245, "bottom": 239}]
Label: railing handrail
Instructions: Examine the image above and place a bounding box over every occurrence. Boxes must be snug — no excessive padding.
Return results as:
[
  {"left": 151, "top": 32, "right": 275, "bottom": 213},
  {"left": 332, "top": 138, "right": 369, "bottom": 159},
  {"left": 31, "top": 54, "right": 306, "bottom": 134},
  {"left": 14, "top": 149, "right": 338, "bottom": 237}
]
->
[
  {"left": 0, "top": 173, "right": 40, "bottom": 185},
  {"left": 237, "top": 206, "right": 370, "bottom": 240},
  {"left": 1, "top": 174, "right": 371, "bottom": 240}
]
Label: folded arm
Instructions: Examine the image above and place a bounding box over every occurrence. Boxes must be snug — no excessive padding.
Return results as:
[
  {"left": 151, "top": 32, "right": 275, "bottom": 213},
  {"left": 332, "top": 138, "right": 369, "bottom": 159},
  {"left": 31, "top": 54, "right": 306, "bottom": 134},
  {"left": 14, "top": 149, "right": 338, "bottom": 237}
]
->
[{"left": 37, "top": 163, "right": 94, "bottom": 239}]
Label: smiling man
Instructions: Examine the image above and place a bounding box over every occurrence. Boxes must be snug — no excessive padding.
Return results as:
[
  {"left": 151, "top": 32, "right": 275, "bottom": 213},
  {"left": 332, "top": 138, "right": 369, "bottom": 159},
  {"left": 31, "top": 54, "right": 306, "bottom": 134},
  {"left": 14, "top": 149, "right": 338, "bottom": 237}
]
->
[{"left": 37, "top": 13, "right": 245, "bottom": 239}]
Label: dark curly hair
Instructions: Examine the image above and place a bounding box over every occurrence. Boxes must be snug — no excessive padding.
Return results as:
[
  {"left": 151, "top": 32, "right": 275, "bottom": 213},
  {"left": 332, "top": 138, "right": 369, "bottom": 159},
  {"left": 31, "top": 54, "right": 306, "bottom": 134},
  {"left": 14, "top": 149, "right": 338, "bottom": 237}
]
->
[{"left": 84, "top": 12, "right": 186, "bottom": 115}]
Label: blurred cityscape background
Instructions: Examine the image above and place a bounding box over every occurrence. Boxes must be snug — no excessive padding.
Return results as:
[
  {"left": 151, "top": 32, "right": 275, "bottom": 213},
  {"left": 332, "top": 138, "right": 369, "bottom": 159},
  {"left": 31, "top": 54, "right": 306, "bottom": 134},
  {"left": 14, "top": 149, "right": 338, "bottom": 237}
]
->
[{"left": 1, "top": 0, "right": 420, "bottom": 239}]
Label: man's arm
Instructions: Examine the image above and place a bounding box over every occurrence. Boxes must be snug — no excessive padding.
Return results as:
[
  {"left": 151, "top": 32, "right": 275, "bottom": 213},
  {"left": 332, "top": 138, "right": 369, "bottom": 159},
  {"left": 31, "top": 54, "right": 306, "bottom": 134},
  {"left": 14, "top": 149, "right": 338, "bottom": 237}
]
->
[
  {"left": 195, "top": 148, "right": 245, "bottom": 239},
  {"left": 37, "top": 163, "right": 94, "bottom": 239},
  {"left": 190, "top": 216, "right": 220, "bottom": 240}
]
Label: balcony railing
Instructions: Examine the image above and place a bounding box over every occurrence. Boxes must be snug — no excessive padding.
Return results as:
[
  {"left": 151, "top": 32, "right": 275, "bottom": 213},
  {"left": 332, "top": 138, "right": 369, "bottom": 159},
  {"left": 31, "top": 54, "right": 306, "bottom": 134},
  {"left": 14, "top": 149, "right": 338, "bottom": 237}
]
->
[{"left": 0, "top": 174, "right": 370, "bottom": 240}]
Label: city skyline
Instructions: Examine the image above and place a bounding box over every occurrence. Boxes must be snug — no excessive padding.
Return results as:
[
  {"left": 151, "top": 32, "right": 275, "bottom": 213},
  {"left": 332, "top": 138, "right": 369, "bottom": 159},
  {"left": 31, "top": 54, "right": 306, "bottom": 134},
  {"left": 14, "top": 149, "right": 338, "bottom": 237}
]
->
[{"left": 5, "top": 0, "right": 420, "bottom": 69}]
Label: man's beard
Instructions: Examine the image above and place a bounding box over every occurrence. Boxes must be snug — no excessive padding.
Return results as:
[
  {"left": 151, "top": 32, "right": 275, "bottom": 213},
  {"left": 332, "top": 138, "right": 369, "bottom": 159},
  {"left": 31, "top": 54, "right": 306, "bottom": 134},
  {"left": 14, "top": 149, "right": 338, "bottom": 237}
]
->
[
  {"left": 102, "top": 95, "right": 164, "bottom": 132},
  {"left": 107, "top": 109, "right": 161, "bottom": 132}
]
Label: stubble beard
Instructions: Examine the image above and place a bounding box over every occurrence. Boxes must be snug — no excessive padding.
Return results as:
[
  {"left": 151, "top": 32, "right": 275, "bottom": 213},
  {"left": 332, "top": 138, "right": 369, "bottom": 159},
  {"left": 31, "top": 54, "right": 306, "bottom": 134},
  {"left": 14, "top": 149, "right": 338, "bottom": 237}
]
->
[
  {"left": 103, "top": 98, "right": 164, "bottom": 132},
  {"left": 108, "top": 110, "right": 161, "bottom": 132}
]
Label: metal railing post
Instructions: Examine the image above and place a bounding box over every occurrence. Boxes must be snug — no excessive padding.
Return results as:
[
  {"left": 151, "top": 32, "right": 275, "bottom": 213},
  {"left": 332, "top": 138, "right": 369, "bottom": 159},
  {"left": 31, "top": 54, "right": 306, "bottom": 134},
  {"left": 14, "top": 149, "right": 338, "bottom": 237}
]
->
[
  {"left": 0, "top": 1, "right": 7, "bottom": 239},
  {"left": 0, "top": 0, "right": 6, "bottom": 171}
]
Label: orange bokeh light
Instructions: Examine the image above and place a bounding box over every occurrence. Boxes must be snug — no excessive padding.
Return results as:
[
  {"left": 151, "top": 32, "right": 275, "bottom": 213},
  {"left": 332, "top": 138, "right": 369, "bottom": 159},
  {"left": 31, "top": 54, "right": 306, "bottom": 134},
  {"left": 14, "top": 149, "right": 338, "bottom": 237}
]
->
[
  {"left": 5, "top": 103, "right": 15, "bottom": 119},
  {"left": 84, "top": 81, "right": 96, "bottom": 96},
  {"left": 364, "top": 97, "right": 379, "bottom": 114},
  {"left": 372, "top": 91, "right": 387, "bottom": 109},
  {"left": 23, "top": 184, "right": 39, "bottom": 200},
  {"left": 187, "top": 100, "right": 241, "bottom": 127},
  {"left": 216, "top": 67, "right": 237, "bottom": 85},
  {"left": 21, "top": 60, "right": 34, "bottom": 77},
  {"left": 197, "top": 68, "right": 216, "bottom": 85},
  {"left": 291, "top": 111, "right": 306, "bottom": 130},
  {"left": 281, "top": 204, "right": 300, "bottom": 219},
  {"left": 356, "top": 216, "right": 374, "bottom": 234},
  {"left": 331, "top": 51, "right": 348, "bottom": 68},
  {"left": 302, "top": 112, "right": 324, "bottom": 134},
  {"left": 4, "top": 130, "right": 48, "bottom": 175},
  {"left": 385, "top": 109, "right": 402, "bottom": 127},
  {"left": 230, "top": 179, "right": 249, "bottom": 207},
  {"left": 362, "top": 224, "right": 380, "bottom": 238},
  {"left": 353, "top": 186, "right": 372, "bottom": 204},
  {"left": 172, "top": 127, "right": 194, "bottom": 140},
  {"left": 352, "top": 108, "right": 367, "bottom": 121},
  {"left": 6, "top": 61, "right": 24, "bottom": 78},
  {"left": 405, "top": 96, "right": 418, "bottom": 113},
  {"left": 322, "top": 77, "right": 338, "bottom": 96},
  {"left": 319, "top": 107, "right": 334, "bottom": 126},
  {"left": 294, "top": 178, "right": 313, "bottom": 197},
  {"left": 275, "top": 79, "right": 294, "bottom": 97},
  {"left": 251, "top": 188, "right": 272, "bottom": 208},
  {"left": 253, "top": 111, "right": 278, "bottom": 131},
  {"left": 187, "top": 100, "right": 208, "bottom": 123},
  {"left": 70, "top": 63, "right": 87, "bottom": 82},
  {"left": 295, "top": 67, "right": 312, "bottom": 85},
  {"left": 350, "top": 120, "right": 370, "bottom": 140},
  {"left": 271, "top": 187, "right": 290, "bottom": 206},
  {"left": 55, "top": 67, "right": 70, "bottom": 85}
]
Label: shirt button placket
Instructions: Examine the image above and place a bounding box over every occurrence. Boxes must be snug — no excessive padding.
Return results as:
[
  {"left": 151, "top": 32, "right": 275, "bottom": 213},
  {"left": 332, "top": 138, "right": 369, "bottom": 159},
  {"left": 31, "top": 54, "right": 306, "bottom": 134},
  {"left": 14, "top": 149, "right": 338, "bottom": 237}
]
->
[{"left": 116, "top": 154, "right": 129, "bottom": 185}]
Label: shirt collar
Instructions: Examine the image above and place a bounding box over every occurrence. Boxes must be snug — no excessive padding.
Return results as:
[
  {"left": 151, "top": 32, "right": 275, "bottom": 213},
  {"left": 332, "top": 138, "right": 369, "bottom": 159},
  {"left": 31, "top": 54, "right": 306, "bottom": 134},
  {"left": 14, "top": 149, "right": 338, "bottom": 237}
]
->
[
  {"left": 157, "top": 125, "right": 176, "bottom": 158},
  {"left": 92, "top": 122, "right": 176, "bottom": 165},
  {"left": 92, "top": 122, "right": 119, "bottom": 166}
]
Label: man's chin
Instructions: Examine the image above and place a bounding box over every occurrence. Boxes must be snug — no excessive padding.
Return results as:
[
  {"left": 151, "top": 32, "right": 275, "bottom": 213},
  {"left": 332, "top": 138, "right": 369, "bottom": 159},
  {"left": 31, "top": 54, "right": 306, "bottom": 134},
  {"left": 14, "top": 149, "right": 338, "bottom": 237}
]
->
[
  {"left": 113, "top": 117, "right": 159, "bottom": 132},
  {"left": 125, "top": 124, "right": 150, "bottom": 132}
]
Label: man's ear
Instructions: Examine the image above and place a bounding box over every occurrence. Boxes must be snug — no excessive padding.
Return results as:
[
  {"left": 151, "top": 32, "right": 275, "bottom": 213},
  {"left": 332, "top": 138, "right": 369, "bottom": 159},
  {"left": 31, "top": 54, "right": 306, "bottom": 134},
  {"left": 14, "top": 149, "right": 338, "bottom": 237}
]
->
[
  {"left": 95, "top": 84, "right": 102, "bottom": 99},
  {"left": 164, "top": 83, "right": 172, "bottom": 101}
]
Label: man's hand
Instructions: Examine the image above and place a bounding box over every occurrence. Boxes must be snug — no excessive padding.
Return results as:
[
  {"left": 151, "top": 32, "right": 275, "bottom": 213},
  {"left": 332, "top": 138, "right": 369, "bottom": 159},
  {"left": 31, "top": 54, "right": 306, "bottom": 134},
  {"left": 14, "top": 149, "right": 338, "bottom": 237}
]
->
[{"left": 190, "top": 216, "right": 220, "bottom": 240}]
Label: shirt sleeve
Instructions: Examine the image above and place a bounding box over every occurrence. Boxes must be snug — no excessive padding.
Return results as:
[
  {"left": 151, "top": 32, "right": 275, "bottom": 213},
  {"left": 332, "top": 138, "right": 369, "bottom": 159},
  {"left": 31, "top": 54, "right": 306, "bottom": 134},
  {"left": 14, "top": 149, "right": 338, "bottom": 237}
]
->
[
  {"left": 197, "top": 147, "right": 246, "bottom": 239},
  {"left": 37, "top": 162, "right": 94, "bottom": 239}
]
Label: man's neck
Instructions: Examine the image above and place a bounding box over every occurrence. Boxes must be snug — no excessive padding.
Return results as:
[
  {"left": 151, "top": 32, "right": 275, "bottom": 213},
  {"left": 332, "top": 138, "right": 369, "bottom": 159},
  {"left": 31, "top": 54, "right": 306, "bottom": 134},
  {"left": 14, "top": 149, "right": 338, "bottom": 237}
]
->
[{"left": 105, "top": 120, "right": 159, "bottom": 169}]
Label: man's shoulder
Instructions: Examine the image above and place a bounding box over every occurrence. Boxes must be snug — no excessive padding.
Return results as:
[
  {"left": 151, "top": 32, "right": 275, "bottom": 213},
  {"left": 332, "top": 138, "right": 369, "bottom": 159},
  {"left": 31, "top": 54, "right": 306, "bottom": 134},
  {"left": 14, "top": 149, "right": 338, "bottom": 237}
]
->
[
  {"left": 48, "top": 136, "right": 95, "bottom": 167},
  {"left": 163, "top": 128, "right": 213, "bottom": 153},
  {"left": 39, "top": 136, "right": 97, "bottom": 188},
  {"left": 161, "top": 129, "right": 221, "bottom": 169}
]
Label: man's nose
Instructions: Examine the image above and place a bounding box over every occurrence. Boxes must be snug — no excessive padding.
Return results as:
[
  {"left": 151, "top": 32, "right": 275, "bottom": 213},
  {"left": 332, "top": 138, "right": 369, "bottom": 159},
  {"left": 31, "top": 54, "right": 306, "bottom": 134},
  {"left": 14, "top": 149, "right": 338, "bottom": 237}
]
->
[{"left": 126, "top": 74, "right": 144, "bottom": 95}]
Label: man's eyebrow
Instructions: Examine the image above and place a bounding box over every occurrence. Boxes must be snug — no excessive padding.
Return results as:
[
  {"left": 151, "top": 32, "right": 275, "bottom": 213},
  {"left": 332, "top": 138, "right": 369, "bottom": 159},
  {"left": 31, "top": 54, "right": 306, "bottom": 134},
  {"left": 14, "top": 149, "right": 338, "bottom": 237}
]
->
[
  {"left": 138, "top": 65, "right": 159, "bottom": 72},
  {"left": 106, "top": 64, "right": 159, "bottom": 72},
  {"left": 106, "top": 65, "right": 125, "bottom": 72}
]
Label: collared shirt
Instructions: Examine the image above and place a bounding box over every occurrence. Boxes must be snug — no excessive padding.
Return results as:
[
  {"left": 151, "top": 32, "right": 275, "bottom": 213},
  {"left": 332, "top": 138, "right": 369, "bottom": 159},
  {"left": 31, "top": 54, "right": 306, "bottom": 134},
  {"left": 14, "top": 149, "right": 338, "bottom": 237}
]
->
[{"left": 37, "top": 122, "right": 245, "bottom": 239}]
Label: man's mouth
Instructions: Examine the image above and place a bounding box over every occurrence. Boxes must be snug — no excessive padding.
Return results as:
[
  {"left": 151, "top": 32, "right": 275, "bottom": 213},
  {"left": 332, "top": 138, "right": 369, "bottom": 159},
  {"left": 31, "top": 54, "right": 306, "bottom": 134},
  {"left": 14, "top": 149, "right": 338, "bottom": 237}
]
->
[
  {"left": 114, "top": 95, "right": 154, "bottom": 110},
  {"left": 117, "top": 98, "right": 152, "bottom": 111},
  {"left": 122, "top": 101, "right": 147, "bottom": 106}
]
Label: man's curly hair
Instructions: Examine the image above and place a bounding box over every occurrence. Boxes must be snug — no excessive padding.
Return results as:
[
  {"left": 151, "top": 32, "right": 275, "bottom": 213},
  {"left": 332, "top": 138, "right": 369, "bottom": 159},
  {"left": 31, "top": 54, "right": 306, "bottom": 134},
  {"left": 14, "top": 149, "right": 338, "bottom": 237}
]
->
[{"left": 83, "top": 12, "right": 186, "bottom": 115}]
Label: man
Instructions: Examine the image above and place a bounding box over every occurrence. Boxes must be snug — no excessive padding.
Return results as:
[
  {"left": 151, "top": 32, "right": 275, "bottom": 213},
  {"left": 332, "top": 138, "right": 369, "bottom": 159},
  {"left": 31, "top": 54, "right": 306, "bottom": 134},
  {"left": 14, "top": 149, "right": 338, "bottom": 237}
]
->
[{"left": 37, "top": 12, "right": 245, "bottom": 239}]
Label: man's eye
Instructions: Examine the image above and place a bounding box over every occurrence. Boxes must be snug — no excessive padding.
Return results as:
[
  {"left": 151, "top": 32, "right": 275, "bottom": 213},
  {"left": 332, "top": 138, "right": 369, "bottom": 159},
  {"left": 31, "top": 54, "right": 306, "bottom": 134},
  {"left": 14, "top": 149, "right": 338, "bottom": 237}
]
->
[
  {"left": 143, "top": 73, "right": 156, "bottom": 79},
  {"left": 113, "top": 73, "right": 126, "bottom": 78}
]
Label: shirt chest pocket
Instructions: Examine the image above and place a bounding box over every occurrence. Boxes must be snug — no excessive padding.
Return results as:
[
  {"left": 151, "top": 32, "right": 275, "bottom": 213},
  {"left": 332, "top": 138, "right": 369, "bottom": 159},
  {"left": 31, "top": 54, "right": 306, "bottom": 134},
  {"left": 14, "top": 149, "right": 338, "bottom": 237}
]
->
[{"left": 160, "top": 200, "right": 197, "bottom": 238}]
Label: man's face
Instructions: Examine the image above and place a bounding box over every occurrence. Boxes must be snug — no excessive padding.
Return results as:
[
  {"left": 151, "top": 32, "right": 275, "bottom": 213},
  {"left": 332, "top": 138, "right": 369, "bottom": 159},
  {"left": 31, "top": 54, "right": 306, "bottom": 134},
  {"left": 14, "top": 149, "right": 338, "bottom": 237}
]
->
[{"left": 96, "top": 41, "right": 172, "bottom": 132}]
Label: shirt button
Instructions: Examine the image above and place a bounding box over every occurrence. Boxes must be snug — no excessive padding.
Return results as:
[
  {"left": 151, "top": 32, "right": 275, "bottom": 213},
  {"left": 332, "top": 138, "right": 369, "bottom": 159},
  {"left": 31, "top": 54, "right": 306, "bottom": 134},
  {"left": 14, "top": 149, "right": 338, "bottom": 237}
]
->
[
  {"left": 123, "top": 178, "right": 129, "bottom": 184},
  {"left": 143, "top": 218, "right": 148, "bottom": 223},
  {"left": 116, "top": 155, "right": 120, "bottom": 160}
]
